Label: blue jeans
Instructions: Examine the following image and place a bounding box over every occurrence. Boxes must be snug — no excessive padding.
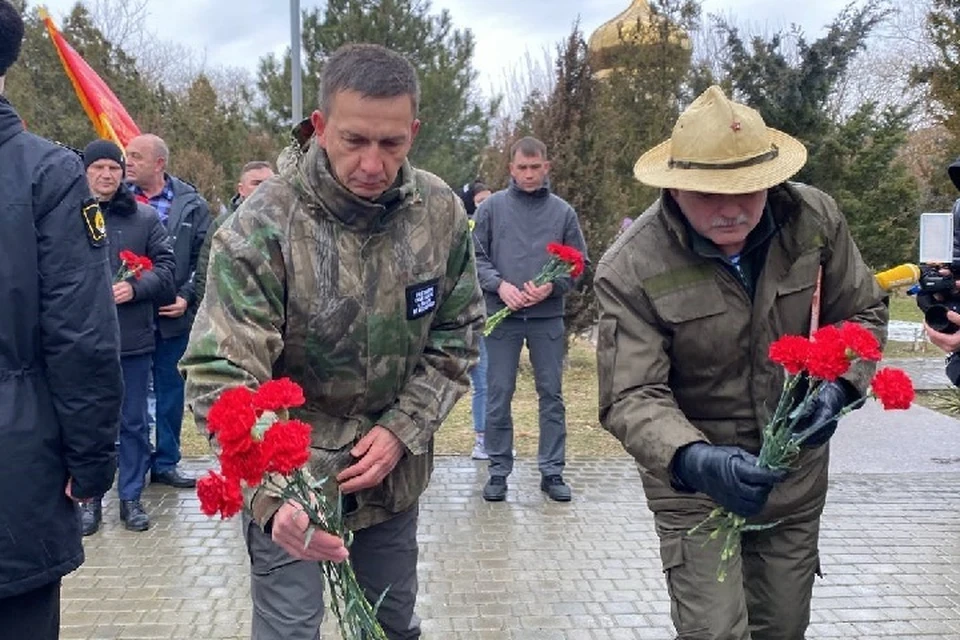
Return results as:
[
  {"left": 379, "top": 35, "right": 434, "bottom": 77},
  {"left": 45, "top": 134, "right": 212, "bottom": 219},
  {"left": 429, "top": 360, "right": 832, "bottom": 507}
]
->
[
  {"left": 151, "top": 332, "right": 189, "bottom": 474},
  {"left": 468, "top": 338, "right": 487, "bottom": 434},
  {"left": 118, "top": 354, "right": 152, "bottom": 500}
]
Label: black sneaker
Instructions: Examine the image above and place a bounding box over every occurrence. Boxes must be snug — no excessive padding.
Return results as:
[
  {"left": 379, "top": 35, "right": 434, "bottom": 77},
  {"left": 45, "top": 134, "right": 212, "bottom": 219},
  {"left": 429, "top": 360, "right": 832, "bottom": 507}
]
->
[
  {"left": 80, "top": 499, "right": 102, "bottom": 536},
  {"left": 540, "top": 475, "right": 572, "bottom": 502},
  {"left": 482, "top": 476, "right": 507, "bottom": 502},
  {"left": 120, "top": 500, "right": 150, "bottom": 532}
]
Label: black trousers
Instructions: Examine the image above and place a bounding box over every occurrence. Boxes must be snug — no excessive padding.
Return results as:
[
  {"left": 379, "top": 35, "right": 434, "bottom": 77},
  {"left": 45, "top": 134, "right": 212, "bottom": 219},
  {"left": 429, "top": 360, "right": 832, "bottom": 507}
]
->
[{"left": 0, "top": 580, "right": 61, "bottom": 640}]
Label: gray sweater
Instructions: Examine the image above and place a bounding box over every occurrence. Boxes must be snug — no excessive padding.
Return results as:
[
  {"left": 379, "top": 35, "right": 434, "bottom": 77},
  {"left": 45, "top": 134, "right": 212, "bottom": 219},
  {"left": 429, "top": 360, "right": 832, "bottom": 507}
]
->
[{"left": 473, "top": 180, "right": 588, "bottom": 319}]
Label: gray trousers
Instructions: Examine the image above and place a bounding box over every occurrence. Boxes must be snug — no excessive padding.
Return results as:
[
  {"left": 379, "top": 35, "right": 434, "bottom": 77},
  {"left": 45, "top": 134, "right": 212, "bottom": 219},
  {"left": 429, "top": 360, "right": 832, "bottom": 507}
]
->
[
  {"left": 485, "top": 315, "right": 566, "bottom": 477},
  {"left": 242, "top": 504, "right": 421, "bottom": 640}
]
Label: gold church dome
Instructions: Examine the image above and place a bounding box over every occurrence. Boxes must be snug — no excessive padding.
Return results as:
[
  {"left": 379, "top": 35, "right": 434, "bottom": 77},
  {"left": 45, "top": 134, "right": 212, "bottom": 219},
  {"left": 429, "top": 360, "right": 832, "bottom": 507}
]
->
[{"left": 588, "top": 0, "right": 689, "bottom": 76}]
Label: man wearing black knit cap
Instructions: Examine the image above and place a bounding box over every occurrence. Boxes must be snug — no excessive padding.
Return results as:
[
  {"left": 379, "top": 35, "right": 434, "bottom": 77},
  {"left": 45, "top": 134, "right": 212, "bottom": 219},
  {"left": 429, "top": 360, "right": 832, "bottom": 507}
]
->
[
  {"left": 80, "top": 138, "right": 176, "bottom": 535},
  {"left": 0, "top": 2, "right": 123, "bottom": 637}
]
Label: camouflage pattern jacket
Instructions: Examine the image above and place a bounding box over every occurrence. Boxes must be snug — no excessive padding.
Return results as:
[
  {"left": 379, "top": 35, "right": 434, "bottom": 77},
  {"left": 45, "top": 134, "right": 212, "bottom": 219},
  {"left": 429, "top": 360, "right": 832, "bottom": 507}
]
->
[
  {"left": 181, "top": 139, "right": 484, "bottom": 531},
  {"left": 595, "top": 183, "right": 888, "bottom": 522}
]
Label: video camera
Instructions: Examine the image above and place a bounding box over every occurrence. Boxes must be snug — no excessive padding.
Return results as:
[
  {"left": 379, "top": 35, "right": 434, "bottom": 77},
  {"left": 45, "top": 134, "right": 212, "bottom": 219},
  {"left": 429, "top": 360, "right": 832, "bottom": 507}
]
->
[
  {"left": 916, "top": 261, "right": 960, "bottom": 334},
  {"left": 916, "top": 211, "right": 960, "bottom": 333},
  {"left": 873, "top": 212, "right": 960, "bottom": 332}
]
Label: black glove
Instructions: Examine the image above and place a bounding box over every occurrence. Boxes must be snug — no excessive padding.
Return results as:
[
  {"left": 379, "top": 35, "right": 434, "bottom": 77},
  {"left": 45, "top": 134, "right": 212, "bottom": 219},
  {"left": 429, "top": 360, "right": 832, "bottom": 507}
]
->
[
  {"left": 670, "top": 442, "right": 786, "bottom": 518},
  {"left": 791, "top": 379, "right": 857, "bottom": 448}
]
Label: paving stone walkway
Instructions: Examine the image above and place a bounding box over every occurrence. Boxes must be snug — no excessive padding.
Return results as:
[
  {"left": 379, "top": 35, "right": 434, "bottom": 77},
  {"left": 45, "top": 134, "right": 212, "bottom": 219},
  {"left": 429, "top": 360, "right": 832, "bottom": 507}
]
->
[
  {"left": 62, "top": 437, "right": 960, "bottom": 639},
  {"left": 884, "top": 356, "right": 954, "bottom": 391}
]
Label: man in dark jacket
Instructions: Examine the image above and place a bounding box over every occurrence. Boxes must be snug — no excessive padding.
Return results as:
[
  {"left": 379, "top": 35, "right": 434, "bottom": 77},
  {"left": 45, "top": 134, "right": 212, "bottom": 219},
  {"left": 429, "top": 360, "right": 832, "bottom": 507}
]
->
[
  {"left": 80, "top": 139, "right": 176, "bottom": 535},
  {"left": 0, "top": 4, "right": 123, "bottom": 637},
  {"left": 125, "top": 133, "right": 211, "bottom": 488},
  {"left": 595, "top": 86, "right": 887, "bottom": 640},
  {"left": 460, "top": 180, "right": 493, "bottom": 460},
  {"left": 473, "top": 137, "right": 588, "bottom": 503},
  {"left": 924, "top": 159, "right": 960, "bottom": 373},
  {"left": 194, "top": 160, "right": 274, "bottom": 307}
]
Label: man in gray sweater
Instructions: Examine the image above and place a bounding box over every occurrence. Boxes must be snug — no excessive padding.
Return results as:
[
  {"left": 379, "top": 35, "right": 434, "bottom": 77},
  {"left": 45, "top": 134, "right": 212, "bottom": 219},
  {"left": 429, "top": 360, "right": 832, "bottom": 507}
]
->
[{"left": 473, "top": 137, "right": 588, "bottom": 502}]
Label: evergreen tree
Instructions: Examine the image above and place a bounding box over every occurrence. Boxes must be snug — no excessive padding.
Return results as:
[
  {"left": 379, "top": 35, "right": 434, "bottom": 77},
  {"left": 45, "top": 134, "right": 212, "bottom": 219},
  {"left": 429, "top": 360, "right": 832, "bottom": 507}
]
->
[
  {"left": 912, "top": 0, "right": 960, "bottom": 210},
  {"left": 710, "top": 1, "right": 921, "bottom": 268}
]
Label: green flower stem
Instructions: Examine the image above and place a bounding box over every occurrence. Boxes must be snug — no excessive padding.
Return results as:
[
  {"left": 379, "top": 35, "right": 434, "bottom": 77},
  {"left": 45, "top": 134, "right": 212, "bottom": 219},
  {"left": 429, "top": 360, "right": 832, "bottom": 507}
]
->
[
  {"left": 482, "top": 258, "right": 573, "bottom": 337},
  {"left": 261, "top": 473, "right": 389, "bottom": 639}
]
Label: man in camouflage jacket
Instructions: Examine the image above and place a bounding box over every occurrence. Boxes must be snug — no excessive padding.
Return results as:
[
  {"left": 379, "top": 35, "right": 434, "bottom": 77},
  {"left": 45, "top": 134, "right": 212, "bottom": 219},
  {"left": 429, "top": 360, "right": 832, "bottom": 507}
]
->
[{"left": 180, "top": 44, "right": 483, "bottom": 640}]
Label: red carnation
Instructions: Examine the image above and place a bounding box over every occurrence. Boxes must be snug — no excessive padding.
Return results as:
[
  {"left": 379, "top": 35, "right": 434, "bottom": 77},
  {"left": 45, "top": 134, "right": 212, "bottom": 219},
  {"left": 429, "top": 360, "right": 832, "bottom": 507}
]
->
[
  {"left": 196, "top": 470, "right": 244, "bottom": 519},
  {"left": 806, "top": 325, "right": 850, "bottom": 381},
  {"left": 768, "top": 335, "right": 810, "bottom": 375},
  {"left": 839, "top": 322, "right": 881, "bottom": 362},
  {"left": 870, "top": 368, "right": 914, "bottom": 410},
  {"left": 207, "top": 386, "right": 259, "bottom": 456},
  {"left": 254, "top": 378, "right": 306, "bottom": 413},
  {"left": 116, "top": 250, "right": 153, "bottom": 281},
  {"left": 220, "top": 442, "right": 268, "bottom": 487},
  {"left": 546, "top": 242, "right": 586, "bottom": 278},
  {"left": 262, "top": 420, "right": 312, "bottom": 475}
]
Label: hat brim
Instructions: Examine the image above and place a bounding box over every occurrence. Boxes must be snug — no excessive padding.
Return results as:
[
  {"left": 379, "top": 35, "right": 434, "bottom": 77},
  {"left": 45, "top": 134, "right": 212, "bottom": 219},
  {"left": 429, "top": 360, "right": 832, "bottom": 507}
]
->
[{"left": 633, "top": 128, "right": 808, "bottom": 194}]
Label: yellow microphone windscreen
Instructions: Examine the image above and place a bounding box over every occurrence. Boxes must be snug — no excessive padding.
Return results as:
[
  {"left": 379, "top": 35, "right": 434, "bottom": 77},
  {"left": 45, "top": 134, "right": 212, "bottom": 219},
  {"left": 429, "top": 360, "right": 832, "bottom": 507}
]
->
[{"left": 875, "top": 263, "right": 921, "bottom": 291}]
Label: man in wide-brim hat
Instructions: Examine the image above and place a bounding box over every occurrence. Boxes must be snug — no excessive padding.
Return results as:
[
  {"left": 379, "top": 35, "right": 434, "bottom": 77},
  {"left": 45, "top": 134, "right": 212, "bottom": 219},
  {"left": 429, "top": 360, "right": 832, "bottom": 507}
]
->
[{"left": 594, "top": 86, "right": 889, "bottom": 639}]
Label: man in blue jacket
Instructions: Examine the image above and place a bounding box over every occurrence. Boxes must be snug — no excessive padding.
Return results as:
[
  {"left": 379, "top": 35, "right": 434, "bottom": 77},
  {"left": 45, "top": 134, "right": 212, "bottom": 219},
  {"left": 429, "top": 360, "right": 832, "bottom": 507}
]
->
[
  {"left": 0, "top": 3, "right": 123, "bottom": 636},
  {"left": 473, "top": 137, "right": 588, "bottom": 502},
  {"left": 126, "top": 133, "right": 211, "bottom": 489}
]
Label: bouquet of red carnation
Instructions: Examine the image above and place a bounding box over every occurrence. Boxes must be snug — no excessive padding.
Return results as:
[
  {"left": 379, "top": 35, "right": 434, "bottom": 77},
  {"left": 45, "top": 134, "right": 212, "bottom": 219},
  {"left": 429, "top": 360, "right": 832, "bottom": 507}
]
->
[
  {"left": 196, "top": 378, "right": 388, "bottom": 639},
  {"left": 690, "top": 322, "right": 914, "bottom": 582},
  {"left": 115, "top": 250, "right": 153, "bottom": 283},
  {"left": 483, "top": 242, "right": 585, "bottom": 336}
]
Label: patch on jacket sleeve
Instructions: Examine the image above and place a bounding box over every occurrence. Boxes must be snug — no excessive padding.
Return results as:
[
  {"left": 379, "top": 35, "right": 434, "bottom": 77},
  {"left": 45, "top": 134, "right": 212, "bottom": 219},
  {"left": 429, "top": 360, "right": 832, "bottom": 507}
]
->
[
  {"left": 81, "top": 198, "right": 107, "bottom": 247},
  {"left": 406, "top": 278, "right": 440, "bottom": 320}
]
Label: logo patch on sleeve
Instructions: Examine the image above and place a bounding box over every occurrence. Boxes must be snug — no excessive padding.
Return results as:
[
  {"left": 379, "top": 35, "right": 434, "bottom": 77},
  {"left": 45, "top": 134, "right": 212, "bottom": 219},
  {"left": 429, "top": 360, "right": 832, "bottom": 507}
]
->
[
  {"left": 81, "top": 198, "right": 107, "bottom": 247},
  {"left": 406, "top": 278, "right": 440, "bottom": 320}
]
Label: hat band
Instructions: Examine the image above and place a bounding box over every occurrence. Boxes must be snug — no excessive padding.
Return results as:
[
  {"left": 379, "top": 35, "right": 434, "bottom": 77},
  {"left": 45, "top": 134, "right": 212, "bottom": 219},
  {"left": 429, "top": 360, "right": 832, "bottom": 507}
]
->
[{"left": 668, "top": 145, "right": 779, "bottom": 170}]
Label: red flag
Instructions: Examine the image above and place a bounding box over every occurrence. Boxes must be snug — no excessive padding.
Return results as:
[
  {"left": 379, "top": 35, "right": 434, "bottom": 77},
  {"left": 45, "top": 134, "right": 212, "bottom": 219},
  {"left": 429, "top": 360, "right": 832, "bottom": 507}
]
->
[{"left": 39, "top": 9, "right": 141, "bottom": 148}]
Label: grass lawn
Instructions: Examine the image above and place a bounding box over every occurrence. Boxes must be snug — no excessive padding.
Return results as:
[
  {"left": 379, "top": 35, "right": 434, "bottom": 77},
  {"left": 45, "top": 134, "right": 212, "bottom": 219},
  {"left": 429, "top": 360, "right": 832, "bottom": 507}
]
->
[
  {"left": 178, "top": 293, "right": 945, "bottom": 459},
  {"left": 888, "top": 291, "right": 924, "bottom": 324},
  {"left": 884, "top": 291, "right": 939, "bottom": 359}
]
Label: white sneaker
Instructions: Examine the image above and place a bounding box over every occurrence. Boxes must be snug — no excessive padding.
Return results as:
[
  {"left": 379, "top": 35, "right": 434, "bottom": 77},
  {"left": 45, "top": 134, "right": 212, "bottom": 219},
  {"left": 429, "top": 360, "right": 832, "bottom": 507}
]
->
[{"left": 471, "top": 442, "right": 489, "bottom": 460}]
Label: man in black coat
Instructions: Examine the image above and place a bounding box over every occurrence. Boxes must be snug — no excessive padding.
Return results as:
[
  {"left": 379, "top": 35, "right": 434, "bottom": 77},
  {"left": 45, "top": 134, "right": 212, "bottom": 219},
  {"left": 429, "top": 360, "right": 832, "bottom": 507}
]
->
[
  {"left": 80, "top": 139, "right": 176, "bottom": 535},
  {"left": 0, "top": 4, "right": 123, "bottom": 638},
  {"left": 126, "top": 133, "right": 211, "bottom": 488}
]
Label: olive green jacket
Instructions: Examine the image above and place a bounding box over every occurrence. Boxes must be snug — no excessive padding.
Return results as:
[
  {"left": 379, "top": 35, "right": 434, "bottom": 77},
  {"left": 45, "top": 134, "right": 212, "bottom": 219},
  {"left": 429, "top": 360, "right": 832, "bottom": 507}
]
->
[{"left": 595, "top": 183, "right": 888, "bottom": 520}]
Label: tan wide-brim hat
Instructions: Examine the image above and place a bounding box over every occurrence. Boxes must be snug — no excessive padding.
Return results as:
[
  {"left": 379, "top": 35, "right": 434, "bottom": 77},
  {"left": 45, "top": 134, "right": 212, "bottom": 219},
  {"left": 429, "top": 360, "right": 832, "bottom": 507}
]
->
[{"left": 633, "top": 85, "right": 808, "bottom": 194}]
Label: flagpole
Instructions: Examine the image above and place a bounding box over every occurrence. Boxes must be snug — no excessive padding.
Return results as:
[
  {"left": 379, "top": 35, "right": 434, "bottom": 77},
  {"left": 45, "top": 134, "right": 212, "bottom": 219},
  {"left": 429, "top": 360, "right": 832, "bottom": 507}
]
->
[{"left": 290, "top": 0, "right": 303, "bottom": 124}]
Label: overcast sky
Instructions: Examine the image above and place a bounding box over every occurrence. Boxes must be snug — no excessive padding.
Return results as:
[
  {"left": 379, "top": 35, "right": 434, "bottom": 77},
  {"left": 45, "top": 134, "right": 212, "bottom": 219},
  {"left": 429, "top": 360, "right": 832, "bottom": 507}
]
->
[{"left": 39, "top": 0, "right": 854, "bottom": 94}]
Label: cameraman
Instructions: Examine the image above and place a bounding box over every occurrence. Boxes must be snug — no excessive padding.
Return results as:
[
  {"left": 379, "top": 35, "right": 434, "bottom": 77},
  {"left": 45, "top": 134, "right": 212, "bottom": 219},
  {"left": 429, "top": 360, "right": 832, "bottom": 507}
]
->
[{"left": 923, "top": 158, "right": 960, "bottom": 385}]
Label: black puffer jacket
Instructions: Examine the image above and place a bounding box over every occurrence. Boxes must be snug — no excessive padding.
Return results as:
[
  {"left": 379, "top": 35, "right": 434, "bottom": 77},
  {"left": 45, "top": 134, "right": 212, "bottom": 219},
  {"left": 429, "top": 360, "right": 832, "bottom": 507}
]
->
[
  {"left": 0, "top": 96, "right": 122, "bottom": 598},
  {"left": 101, "top": 187, "right": 176, "bottom": 356}
]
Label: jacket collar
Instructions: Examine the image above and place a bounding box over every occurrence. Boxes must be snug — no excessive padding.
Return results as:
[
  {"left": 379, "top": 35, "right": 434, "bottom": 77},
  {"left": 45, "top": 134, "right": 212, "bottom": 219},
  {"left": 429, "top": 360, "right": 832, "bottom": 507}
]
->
[
  {"left": 282, "top": 135, "right": 418, "bottom": 234},
  {"left": 0, "top": 96, "right": 24, "bottom": 148},
  {"left": 101, "top": 186, "right": 138, "bottom": 217},
  {"left": 508, "top": 177, "right": 551, "bottom": 200},
  {"left": 659, "top": 185, "right": 803, "bottom": 258}
]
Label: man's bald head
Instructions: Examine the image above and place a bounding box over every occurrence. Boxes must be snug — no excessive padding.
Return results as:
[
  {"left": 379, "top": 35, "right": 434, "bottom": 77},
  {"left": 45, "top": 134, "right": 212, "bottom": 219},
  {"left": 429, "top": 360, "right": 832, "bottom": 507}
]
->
[{"left": 125, "top": 134, "right": 169, "bottom": 190}]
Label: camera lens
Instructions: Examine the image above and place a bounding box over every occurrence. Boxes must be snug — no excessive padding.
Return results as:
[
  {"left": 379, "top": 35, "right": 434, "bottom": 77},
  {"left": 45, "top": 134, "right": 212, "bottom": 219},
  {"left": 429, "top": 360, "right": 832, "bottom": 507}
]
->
[{"left": 925, "top": 304, "right": 960, "bottom": 334}]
